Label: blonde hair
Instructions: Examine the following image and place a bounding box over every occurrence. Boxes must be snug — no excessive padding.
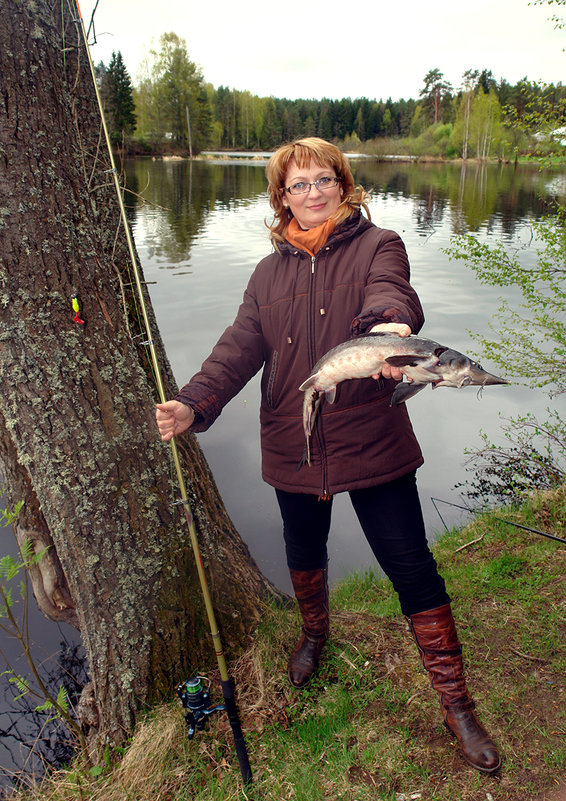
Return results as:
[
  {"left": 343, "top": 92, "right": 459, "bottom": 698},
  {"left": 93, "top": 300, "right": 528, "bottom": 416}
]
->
[{"left": 265, "top": 137, "right": 370, "bottom": 245}]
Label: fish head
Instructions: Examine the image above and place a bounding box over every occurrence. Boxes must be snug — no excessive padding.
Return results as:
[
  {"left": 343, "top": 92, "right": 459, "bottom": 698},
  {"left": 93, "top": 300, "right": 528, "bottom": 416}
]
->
[{"left": 434, "top": 349, "right": 509, "bottom": 387}]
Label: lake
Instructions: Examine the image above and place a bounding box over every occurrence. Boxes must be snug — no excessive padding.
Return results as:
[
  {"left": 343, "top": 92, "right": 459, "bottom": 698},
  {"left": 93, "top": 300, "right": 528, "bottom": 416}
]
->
[
  {"left": 125, "top": 156, "right": 566, "bottom": 594},
  {"left": 2, "top": 155, "right": 564, "bottom": 792}
]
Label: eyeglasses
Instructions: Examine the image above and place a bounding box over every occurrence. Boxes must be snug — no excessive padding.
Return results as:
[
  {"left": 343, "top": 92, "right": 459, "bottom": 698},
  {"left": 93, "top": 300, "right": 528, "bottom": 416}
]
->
[{"left": 284, "top": 176, "right": 341, "bottom": 196}]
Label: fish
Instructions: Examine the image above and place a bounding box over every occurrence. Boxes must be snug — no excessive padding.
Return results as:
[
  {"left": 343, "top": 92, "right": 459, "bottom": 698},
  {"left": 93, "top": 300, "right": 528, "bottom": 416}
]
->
[{"left": 299, "top": 332, "right": 508, "bottom": 464}]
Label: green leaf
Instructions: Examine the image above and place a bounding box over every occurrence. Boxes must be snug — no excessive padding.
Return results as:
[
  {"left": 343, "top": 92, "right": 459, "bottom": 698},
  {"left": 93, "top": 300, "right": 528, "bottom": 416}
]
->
[
  {"left": 56, "top": 685, "right": 69, "bottom": 712},
  {"left": 8, "top": 673, "right": 31, "bottom": 699},
  {"left": 0, "top": 555, "right": 22, "bottom": 581},
  {"left": 35, "top": 698, "right": 55, "bottom": 713},
  {"left": 1, "top": 586, "right": 14, "bottom": 612},
  {"left": 19, "top": 539, "right": 34, "bottom": 564},
  {"left": 29, "top": 545, "right": 50, "bottom": 567},
  {"left": 0, "top": 498, "right": 24, "bottom": 526}
]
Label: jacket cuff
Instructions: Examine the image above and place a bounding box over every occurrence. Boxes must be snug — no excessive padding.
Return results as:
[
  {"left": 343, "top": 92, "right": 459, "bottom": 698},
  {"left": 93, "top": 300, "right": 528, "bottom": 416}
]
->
[
  {"left": 350, "top": 307, "right": 414, "bottom": 337},
  {"left": 174, "top": 391, "right": 222, "bottom": 432}
]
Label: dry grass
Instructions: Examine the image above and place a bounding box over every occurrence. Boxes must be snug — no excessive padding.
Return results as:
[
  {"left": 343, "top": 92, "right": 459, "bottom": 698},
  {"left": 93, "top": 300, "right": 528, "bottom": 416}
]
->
[{"left": 5, "top": 487, "right": 566, "bottom": 801}]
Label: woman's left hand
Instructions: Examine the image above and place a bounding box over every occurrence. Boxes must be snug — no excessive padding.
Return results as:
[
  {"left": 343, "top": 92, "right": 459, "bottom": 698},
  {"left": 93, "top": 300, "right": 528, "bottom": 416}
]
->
[{"left": 369, "top": 322, "right": 412, "bottom": 381}]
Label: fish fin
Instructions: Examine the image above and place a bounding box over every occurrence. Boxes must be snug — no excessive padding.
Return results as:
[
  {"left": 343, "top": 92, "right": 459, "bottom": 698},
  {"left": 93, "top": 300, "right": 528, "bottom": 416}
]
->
[
  {"left": 325, "top": 387, "right": 337, "bottom": 404},
  {"left": 299, "top": 374, "right": 317, "bottom": 392},
  {"left": 385, "top": 354, "right": 431, "bottom": 367},
  {"left": 390, "top": 381, "right": 427, "bottom": 405}
]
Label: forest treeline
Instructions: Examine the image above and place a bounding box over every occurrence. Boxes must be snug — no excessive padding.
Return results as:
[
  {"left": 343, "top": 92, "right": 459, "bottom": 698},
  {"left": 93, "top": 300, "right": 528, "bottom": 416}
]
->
[{"left": 97, "top": 32, "right": 566, "bottom": 159}]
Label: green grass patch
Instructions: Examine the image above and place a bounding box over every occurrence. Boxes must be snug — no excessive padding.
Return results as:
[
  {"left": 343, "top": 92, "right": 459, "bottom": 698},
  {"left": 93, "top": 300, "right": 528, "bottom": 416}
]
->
[{"left": 7, "top": 486, "right": 566, "bottom": 801}]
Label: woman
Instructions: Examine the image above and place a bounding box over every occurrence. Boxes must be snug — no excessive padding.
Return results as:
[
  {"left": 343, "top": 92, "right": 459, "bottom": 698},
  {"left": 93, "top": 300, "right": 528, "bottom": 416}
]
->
[{"left": 156, "top": 137, "right": 500, "bottom": 774}]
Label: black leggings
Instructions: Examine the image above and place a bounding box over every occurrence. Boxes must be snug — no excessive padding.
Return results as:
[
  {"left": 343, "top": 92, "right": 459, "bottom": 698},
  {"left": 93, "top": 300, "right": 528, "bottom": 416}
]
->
[{"left": 275, "top": 472, "right": 450, "bottom": 617}]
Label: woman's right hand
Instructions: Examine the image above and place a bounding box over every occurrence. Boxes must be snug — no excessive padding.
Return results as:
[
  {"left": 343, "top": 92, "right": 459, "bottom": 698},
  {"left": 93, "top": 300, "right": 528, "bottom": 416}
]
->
[
  {"left": 369, "top": 323, "right": 412, "bottom": 381},
  {"left": 155, "top": 401, "right": 195, "bottom": 442}
]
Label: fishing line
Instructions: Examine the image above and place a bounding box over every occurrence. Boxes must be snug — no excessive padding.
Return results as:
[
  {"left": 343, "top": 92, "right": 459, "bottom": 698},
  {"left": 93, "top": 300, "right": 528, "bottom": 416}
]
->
[
  {"left": 84, "top": 0, "right": 100, "bottom": 41},
  {"left": 430, "top": 497, "right": 566, "bottom": 545},
  {"left": 71, "top": 1, "right": 252, "bottom": 784}
]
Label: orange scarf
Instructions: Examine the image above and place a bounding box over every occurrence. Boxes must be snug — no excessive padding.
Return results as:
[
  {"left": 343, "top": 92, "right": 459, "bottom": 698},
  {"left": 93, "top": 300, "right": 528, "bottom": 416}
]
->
[{"left": 285, "top": 217, "right": 336, "bottom": 256}]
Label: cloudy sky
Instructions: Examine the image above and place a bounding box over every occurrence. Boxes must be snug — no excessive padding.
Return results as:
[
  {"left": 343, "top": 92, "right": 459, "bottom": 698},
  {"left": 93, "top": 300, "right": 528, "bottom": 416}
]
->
[{"left": 81, "top": 0, "right": 563, "bottom": 101}]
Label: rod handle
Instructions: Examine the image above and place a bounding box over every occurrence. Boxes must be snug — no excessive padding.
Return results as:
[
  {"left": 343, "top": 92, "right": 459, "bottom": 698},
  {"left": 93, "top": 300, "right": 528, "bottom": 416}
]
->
[{"left": 221, "top": 678, "right": 252, "bottom": 786}]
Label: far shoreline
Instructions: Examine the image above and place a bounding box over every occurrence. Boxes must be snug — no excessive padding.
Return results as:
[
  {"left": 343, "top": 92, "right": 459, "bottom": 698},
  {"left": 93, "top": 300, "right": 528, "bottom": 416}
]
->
[{"left": 123, "top": 149, "right": 566, "bottom": 168}]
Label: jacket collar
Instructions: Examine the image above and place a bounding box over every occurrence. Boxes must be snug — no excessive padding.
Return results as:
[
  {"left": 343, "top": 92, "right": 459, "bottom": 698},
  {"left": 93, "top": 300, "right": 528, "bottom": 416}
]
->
[{"left": 277, "top": 209, "right": 372, "bottom": 256}]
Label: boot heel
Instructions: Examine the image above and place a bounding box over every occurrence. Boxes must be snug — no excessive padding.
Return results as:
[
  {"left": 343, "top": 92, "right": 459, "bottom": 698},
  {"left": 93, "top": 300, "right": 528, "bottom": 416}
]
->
[
  {"left": 288, "top": 631, "right": 326, "bottom": 688},
  {"left": 409, "top": 604, "right": 501, "bottom": 774},
  {"left": 288, "top": 566, "right": 329, "bottom": 688}
]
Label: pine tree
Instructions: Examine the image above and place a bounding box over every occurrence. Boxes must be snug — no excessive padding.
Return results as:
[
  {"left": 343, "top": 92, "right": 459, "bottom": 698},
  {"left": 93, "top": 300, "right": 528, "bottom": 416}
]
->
[
  {"left": 419, "top": 68, "right": 453, "bottom": 125},
  {"left": 100, "top": 51, "right": 136, "bottom": 144}
]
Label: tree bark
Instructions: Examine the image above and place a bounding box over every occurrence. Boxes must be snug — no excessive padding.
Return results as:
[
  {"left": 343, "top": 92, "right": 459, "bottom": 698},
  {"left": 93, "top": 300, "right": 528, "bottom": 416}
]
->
[{"left": 0, "top": 0, "right": 283, "bottom": 750}]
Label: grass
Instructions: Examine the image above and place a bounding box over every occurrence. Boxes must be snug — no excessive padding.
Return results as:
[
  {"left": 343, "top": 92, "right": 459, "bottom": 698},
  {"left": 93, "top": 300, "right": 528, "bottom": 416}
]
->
[{"left": 6, "top": 485, "right": 566, "bottom": 801}]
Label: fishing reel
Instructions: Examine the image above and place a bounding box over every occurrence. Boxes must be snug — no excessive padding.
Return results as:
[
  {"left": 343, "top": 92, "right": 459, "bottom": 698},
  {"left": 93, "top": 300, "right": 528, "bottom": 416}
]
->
[{"left": 176, "top": 676, "right": 225, "bottom": 740}]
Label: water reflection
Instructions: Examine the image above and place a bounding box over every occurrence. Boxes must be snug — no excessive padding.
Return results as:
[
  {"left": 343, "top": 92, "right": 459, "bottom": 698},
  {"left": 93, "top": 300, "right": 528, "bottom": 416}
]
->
[
  {"left": 126, "top": 157, "right": 565, "bottom": 594},
  {"left": 126, "top": 160, "right": 270, "bottom": 264},
  {"left": 352, "top": 160, "right": 560, "bottom": 236},
  {"left": 0, "top": 524, "right": 86, "bottom": 795},
  {"left": 0, "top": 639, "right": 87, "bottom": 794}
]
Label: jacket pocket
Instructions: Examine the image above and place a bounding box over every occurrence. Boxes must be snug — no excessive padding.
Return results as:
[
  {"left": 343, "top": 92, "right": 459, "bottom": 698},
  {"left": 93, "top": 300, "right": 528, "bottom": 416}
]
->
[
  {"left": 334, "top": 375, "right": 389, "bottom": 407},
  {"left": 266, "top": 350, "right": 279, "bottom": 408}
]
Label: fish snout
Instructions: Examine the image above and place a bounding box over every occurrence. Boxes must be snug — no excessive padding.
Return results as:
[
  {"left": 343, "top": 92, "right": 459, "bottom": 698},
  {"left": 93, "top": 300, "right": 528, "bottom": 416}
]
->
[
  {"left": 466, "top": 362, "right": 509, "bottom": 386},
  {"left": 479, "top": 370, "right": 509, "bottom": 386}
]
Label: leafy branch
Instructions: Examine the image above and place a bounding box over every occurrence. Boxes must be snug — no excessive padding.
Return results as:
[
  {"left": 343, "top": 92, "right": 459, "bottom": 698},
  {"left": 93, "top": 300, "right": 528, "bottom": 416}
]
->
[
  {"left": 445, "top": 210, "right": 566, "bottom": 396},
  {"left": 445, "top": 65, "right": 566, "bottom": 504},
  {"left": 532, "top": 0, "right": 566, "bottom": 31},
  {"left": 457, "top": 411, "right": 566, "bottom": 505}
]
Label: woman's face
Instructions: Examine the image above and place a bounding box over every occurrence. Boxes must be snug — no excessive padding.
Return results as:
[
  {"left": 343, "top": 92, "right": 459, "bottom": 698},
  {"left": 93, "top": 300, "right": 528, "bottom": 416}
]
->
[{"left": 282, "top": 158, "right": 343, "bottom": 230}]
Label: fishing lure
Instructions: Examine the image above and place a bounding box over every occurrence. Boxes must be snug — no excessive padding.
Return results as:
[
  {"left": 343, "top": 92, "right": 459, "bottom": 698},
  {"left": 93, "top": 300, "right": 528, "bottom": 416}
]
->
[{"left": 71, "top": 293, "right": 85, "bottom": 325}]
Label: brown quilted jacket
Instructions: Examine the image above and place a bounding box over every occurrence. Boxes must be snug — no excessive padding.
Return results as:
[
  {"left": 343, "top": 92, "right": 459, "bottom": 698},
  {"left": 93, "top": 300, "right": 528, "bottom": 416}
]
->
[{"left": 176, "top": 211, "right": 425, "bottom": 496}]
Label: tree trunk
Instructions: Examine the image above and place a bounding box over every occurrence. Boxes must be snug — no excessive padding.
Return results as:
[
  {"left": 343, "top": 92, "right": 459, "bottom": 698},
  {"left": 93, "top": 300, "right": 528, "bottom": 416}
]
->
[
  {"left": 463, "top": 94, "right": 471, "bottom": 161},
  {"left": 185, "top": 104, "right": 193, "bottom": 158},
  {"left": 0, "top": 0, "right": 283, "bottom": 751}
]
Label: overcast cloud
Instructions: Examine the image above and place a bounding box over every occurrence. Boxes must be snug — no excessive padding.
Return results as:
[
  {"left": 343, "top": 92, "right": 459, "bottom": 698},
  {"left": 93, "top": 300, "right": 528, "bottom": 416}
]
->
[{"left": 82, "top": 0, "right": 564, "bottom": 101}]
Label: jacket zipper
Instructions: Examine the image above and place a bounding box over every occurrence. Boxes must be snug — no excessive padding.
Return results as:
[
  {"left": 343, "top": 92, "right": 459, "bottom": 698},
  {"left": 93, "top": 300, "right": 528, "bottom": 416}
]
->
[
  {"left": 307, "top": 253, "right": 329, "bottom": 497},
  {"left": 266, "top": 350, "right": 278, "bottom": 408}
]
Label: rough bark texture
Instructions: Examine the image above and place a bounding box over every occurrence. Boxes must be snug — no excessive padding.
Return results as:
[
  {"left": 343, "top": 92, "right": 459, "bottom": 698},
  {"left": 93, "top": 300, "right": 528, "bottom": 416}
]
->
[{"left": 0, "top": 0, "right": 284, "bottom": 749}]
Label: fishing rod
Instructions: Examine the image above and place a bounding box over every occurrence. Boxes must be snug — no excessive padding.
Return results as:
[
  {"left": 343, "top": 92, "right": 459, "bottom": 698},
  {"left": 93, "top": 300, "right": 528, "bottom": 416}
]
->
[
  {"left": 431, "top": 497, "right": 566, "bottom": 545},
  {"left": 71, "top": 1, "right": 252, "bottom": 785}
]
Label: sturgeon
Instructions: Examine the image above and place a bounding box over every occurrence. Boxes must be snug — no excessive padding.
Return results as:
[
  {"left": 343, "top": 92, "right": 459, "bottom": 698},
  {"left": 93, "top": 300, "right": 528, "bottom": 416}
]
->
[{"left": 299, "top": 332, "right": 508, "bottom": 464}]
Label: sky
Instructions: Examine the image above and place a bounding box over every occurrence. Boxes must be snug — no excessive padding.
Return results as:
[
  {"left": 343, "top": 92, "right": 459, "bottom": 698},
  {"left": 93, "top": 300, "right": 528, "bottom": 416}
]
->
[{"left": 80, "top": 0, "right": 564, "bottom": 102}]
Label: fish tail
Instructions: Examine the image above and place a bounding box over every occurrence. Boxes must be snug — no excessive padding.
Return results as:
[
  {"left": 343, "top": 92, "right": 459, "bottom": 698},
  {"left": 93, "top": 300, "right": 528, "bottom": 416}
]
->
[
  {"left": 302, "top": 386, "right": 317, "bottom": 435},
  {"left": 302, "top": 387, "right": 322, "bottom": 466}
]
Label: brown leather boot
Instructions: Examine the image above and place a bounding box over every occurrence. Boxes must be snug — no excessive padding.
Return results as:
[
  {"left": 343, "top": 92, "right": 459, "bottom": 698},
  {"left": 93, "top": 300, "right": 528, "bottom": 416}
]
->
[
  {"left": 408, "top": 603, "right": 501, "bottom": 774},
  {"left": 288, "top": 565, "right": 329, "bottom": 688}
]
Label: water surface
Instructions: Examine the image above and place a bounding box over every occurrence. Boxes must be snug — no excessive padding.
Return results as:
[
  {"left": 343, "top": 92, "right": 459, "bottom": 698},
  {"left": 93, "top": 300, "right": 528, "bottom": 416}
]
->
[{"left": 127, "top": 157, "right": 565, "bottom": 593}]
